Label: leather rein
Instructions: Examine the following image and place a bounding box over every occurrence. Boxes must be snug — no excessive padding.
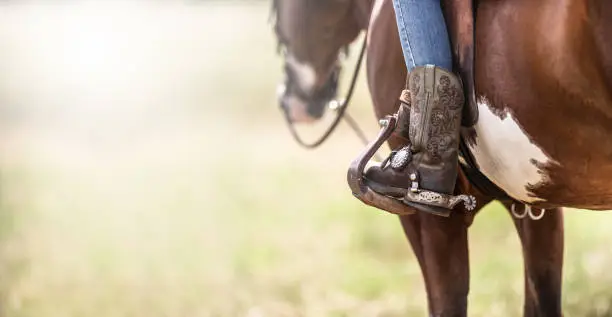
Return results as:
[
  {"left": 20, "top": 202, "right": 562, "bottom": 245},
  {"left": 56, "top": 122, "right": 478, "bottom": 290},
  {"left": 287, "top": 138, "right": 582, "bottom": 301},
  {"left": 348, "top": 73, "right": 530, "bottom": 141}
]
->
[{"left": 279, "top": 34, "right": 371, "bottom": 149}]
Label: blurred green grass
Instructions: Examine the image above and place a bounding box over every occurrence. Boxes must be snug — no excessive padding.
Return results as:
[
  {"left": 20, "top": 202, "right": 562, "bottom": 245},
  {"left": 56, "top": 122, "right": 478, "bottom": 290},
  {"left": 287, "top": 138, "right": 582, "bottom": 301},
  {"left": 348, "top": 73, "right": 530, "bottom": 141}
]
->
[{"left": 0, "top": 2, "right": 611, "bottom": 317}]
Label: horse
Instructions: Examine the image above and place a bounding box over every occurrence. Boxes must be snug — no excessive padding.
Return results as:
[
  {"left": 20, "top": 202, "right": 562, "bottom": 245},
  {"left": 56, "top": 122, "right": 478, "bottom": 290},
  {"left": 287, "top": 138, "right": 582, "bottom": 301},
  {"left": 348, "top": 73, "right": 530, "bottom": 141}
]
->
[{"left": 272, "top": 0, "right": 611, "bottom": 315}]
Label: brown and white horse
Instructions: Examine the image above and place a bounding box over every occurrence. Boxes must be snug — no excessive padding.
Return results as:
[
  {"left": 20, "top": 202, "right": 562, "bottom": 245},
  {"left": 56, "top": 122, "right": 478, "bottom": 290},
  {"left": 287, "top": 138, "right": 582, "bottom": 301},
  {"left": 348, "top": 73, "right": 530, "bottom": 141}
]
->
[{"left": 272, "top": 0, "right": 612, "bottom": 315}]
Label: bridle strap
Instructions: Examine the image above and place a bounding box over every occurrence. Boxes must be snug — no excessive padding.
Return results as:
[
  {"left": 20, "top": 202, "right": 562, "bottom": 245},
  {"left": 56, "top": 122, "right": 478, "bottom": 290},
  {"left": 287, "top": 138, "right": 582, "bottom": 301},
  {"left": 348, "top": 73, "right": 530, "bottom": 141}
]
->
[{"left": 281, "top": 32, "right": 369, "bottom": 149}]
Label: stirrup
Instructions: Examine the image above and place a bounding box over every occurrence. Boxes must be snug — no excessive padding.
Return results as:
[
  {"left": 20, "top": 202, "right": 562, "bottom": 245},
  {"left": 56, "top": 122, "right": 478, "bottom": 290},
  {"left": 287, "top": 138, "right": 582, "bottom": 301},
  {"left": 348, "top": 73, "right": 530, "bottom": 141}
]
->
[
  {"left": 347, "top": 115, "right": 415, "bottom": 216},
  {"left": 347, "top": 115, "right": 477, "bottom": 216}
]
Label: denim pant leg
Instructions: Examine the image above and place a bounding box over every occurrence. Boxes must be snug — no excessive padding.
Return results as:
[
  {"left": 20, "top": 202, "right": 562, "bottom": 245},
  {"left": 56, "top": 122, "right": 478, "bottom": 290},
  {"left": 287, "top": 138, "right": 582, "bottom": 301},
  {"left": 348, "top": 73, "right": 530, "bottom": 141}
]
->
[{"left": 392, "top": 0, "right": 453, "bottom": 72}]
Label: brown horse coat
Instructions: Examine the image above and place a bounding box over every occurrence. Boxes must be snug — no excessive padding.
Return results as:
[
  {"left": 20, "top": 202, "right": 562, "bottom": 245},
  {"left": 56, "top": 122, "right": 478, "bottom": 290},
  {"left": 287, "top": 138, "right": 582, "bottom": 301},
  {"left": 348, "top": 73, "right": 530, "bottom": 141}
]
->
[{"left": 471, "top": 0, "right": 612, "bottom": 210}]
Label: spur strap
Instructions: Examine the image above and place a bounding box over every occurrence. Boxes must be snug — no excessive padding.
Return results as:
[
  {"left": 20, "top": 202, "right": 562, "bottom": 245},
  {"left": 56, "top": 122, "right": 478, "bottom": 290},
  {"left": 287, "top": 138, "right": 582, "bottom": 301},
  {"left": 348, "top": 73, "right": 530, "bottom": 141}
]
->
[{"left": 404, "top": 190, "right": 477, "bottom": 211}]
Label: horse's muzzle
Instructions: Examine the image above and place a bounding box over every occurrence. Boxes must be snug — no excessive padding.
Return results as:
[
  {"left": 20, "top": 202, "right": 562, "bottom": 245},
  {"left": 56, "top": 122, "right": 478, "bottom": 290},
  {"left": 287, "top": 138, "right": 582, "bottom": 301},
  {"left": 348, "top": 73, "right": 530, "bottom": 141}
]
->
[{"left": 277, "top": 66, "right": 339, "bottom": 123}]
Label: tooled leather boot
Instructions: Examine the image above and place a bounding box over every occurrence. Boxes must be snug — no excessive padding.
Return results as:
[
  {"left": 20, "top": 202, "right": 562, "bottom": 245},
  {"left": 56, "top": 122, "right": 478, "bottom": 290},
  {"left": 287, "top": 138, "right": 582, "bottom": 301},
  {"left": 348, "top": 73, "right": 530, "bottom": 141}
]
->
[{"left": 364, "top": 65, "right": 476, "bottom": 217}]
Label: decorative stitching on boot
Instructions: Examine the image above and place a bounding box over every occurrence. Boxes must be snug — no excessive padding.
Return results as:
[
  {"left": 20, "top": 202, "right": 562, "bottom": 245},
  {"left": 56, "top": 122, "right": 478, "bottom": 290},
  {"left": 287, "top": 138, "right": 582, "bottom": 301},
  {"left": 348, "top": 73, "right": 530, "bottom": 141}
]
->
[{"left": 438, "top": 75, "right": 464, "bottom": 110}]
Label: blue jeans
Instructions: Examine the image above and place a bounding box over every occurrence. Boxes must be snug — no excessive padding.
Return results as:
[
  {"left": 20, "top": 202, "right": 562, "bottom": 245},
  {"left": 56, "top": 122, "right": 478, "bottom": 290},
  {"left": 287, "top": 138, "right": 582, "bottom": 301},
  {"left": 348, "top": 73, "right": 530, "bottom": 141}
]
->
[{"left": 392, "top": 0, "right": 452, "bottom": 72}]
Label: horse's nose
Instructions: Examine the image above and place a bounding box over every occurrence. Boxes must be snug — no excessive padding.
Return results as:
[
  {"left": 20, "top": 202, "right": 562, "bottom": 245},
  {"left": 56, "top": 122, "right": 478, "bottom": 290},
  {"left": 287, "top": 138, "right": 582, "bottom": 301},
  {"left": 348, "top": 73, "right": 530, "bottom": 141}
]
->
[{"left": 279, "top": 94, "right": 317, "bottom": 124}]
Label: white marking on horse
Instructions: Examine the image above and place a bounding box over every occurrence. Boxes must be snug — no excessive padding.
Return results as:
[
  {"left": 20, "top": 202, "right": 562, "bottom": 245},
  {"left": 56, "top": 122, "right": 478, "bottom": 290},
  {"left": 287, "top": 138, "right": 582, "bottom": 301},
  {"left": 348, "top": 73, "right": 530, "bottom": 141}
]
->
[
  {"left": 367, "top": 0, "right": 385, "bottom": 44},
  {"left": 468, "top": 96, "right": 555, "bottom": 203},
  {"left": 286, "top": 53, "right": 316, "bottom": 94}
]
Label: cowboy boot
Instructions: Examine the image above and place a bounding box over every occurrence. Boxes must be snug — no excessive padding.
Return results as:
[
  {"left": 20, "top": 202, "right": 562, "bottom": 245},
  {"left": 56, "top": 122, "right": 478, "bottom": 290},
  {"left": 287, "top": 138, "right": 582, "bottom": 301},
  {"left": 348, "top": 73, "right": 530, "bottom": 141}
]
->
[{"left": 365, "top": 65, "right": 475, "bottom": 216}]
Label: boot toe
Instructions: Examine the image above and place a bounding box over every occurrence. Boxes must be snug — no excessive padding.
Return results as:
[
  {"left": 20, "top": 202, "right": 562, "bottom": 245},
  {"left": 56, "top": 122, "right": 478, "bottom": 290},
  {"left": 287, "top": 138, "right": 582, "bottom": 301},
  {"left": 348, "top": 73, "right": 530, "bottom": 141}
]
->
[{"left": 364, "top": 165, "right": 409, "bottom": 198}]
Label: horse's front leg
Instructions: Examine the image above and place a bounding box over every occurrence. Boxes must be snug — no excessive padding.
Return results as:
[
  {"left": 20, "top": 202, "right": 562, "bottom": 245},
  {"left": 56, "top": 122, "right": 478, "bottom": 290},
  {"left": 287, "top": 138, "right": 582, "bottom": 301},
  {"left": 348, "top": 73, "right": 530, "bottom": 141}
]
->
[
  {"left": 399, "top": 212, "right": 472, "bottom": 317},
  {"left": 508, "top": 205, "right": 564, "bottom": 317}
]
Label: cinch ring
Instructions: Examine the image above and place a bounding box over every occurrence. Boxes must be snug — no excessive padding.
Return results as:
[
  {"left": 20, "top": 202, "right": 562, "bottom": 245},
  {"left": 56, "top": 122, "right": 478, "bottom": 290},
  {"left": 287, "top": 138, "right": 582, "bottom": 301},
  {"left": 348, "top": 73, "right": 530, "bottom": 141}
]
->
[
  {"left": 528, "top": 207, "right": 546, "bottom": 220},
  {"left": 511, "top": 203, "right": 527, "bottom": 219},
  {"left": 511, "top": 203, "right": 546, "bottom": 220}
]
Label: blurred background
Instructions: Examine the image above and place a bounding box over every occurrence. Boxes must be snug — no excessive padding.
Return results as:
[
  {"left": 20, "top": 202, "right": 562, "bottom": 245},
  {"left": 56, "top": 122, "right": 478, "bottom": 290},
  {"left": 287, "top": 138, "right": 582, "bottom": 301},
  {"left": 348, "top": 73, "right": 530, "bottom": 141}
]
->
[{"left": 0, "top": 1, "right": 611, "bottom": 316}]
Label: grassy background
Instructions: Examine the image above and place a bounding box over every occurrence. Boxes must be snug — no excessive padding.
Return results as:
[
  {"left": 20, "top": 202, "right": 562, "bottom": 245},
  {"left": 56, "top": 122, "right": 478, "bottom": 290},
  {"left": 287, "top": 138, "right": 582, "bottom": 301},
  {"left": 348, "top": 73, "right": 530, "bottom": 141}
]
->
[{"left": 0, "top": 2, "right": 611, "bottom": 316}]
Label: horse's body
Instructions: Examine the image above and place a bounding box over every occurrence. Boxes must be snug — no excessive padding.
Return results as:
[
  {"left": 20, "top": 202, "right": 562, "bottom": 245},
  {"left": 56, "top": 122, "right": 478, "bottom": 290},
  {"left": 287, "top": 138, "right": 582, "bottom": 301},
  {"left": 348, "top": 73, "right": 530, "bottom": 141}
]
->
[
  {"left": 367, "top": 2, "right": 564, "bottom": 315},
  {"left": 273, "top": 0, "right": 611, "bottom": 315},
  {"left": 472, "top": 0, "right": 612, "bottom": 210},
  {"left": 371, "top": 0, "right": 612, "bottom": 210}
]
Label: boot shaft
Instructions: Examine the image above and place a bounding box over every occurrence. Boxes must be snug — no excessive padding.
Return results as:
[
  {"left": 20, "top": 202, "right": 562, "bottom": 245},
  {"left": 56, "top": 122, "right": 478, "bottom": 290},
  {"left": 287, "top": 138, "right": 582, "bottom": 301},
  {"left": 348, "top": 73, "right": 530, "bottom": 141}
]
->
[{"left": 408, "top": 65, "right": 464, "bottom": 166}]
